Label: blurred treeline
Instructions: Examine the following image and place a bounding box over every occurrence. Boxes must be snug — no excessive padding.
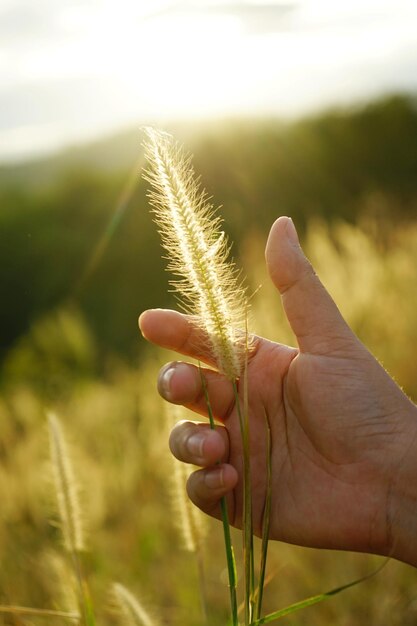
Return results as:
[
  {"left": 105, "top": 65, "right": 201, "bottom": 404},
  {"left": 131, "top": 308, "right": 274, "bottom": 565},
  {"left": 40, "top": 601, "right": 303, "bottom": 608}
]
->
[
  {"left": 1, "top": 93, "right": 416, "bottom": 383},
  {"left": 1, "top": 93, "right": 417, "bottom": 625}
]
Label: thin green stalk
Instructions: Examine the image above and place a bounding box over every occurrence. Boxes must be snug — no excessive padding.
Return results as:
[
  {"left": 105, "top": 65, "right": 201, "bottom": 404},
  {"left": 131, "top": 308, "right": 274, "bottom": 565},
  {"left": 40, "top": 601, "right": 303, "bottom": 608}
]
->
[
  {"left": 232, "top": 377, "right": 253, "bottom": 626},
  {"left": 199, "top": 365, "right": 238, "bottom": 626},
  {"left": 255, "top": 413, "right": 272, "bottom": 620}
]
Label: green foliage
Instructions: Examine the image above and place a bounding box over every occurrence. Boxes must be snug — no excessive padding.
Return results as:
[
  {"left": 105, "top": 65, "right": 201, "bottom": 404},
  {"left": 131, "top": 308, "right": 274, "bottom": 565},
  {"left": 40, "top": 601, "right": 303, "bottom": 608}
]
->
[
  {"left": 1, "top": 94, "right": 417, "bottom": 368},
  {"left": 2, "top": 307, "right": 96, "bottom": 399}
]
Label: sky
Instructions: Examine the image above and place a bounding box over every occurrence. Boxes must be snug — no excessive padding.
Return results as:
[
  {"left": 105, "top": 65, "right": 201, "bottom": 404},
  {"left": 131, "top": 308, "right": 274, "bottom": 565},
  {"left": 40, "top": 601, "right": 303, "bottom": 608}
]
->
[{"left": 1, "top": 0, "right": 417, "bottom": 162}]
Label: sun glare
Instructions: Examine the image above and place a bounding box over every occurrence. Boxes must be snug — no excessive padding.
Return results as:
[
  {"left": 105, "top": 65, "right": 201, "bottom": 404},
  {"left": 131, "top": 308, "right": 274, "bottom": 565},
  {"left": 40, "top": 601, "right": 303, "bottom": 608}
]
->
[
  {"left": 1, "top": 0, "right": 417, "bottom": 160},
  {"left": 92, "top": 10, "right": 245, "bottom": 120},
  {"left": 18, "top": 0, "right": 417, "bottom": 122}
]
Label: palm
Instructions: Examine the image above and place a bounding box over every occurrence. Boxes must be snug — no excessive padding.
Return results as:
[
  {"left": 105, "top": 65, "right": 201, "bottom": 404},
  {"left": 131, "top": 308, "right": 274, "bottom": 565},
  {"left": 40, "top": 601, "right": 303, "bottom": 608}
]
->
[{"left": 229, "top": 336, "right": 398, "bottom": 554}]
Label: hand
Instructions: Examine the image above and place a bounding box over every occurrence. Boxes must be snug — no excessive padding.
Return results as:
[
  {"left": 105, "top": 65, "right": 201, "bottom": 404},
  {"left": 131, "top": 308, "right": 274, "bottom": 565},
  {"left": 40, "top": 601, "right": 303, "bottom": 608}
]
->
[{"left": 139, "top": 216, "right": 417, "bottom": 566}]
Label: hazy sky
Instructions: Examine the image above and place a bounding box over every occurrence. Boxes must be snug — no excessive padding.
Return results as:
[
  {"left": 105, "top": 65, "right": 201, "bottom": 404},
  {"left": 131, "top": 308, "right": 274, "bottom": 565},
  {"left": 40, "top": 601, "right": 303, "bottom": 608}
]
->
[{"left": 1, "top": 0, "right": 417, "bottom": 162}]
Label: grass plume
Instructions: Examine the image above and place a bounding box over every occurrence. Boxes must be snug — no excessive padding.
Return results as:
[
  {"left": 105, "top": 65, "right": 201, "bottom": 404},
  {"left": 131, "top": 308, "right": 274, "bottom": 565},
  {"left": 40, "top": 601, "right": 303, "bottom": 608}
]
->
[
  {"left": 172, "top": 456, "right": 205, "bottom": 552},
  {"left": 48, "top": 412, "right": 84, "bottom": 553},
  {"left": 47, "top": 412, "right": 94, "bottom": 626},
  {"left": 143, "top": 128, "right": 248, "bottom": 625},
  {"left": 166, "top": 403, "right": 208, "bottom": 620},
  {"left": 142, "top": 127, "right": 248, "bottom": 380},
  {"left": 112, "top": 583, "right": 156, "bottom": 626},
  {"left": 44, "top": 551, "right": 79, "bottom": 615},
  {"left": 166, "top": 404, "right": 206, "bottom": 554}
]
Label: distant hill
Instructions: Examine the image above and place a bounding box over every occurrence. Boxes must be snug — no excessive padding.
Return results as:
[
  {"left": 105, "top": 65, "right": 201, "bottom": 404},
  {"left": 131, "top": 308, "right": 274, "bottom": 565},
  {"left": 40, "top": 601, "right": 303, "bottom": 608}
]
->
[
  {"left": 0, "top": 121, "right": 216, "bottom": 190},
  {"left": 0, "top": 127, "right": 144, "bottom": 189}
]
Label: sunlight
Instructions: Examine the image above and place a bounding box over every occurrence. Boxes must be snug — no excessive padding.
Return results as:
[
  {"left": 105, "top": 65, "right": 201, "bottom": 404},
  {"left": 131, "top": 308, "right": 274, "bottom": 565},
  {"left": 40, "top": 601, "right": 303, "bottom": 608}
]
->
[
  {"left": 1, "top": 0, "right": 417, "bottom": 160},
  {"left": 127, "top": 14, "right": 245, "bottom": 119}
]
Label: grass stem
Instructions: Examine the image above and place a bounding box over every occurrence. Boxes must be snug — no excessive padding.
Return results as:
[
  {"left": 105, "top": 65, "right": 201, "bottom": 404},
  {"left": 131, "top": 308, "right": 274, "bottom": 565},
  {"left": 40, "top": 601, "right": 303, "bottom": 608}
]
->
[
  {"left": 199, "top": 365, "right": 238, "bottom": 626},
  {"left": 232, "top": 377, "right": 253, "bottom": 626},
  {"left": 255, "top": 413, "right": 272, "bottom": 620}
]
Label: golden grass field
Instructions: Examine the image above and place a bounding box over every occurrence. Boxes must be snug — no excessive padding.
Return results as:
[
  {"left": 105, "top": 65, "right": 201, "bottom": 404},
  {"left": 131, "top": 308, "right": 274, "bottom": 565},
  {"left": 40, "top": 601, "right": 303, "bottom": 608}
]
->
[{"left": 1, "top": 216, "right": 417, "bottom": 625}]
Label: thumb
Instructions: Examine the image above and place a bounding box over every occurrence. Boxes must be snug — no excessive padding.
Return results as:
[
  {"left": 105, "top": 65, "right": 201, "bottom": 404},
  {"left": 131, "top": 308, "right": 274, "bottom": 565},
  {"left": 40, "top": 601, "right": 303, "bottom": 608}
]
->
[{"left": 265, "top": 216, "right": 354, "bottom": 355}]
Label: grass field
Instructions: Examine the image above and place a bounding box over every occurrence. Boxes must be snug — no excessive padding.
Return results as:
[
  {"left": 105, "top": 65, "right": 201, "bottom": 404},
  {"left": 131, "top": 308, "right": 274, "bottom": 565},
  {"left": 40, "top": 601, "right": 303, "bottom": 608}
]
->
[{"left": 1, "top": 94, "right": 417, "bottom": 624}]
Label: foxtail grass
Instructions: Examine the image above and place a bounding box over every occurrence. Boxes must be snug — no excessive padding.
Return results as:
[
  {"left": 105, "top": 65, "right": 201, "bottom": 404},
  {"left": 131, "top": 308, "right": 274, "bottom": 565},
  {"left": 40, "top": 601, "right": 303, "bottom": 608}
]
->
[
  {"left": 166, "top": 404, "right": 207, "bottom": 555},
  {"left": 48, "top": 413, "right": 84, "bottom": 553},
  {"left": 44, "top": 550, "right": 79, "bottom": 617},
  {"left": 143, "top": 128, "right": 251, "bottom": 626},
  {"left": 143, "top": 127, "right": 247, "bottom": 381},
  {"left": 112, "top": 583, "right": 157, "bottom": 626},
  {"left": 166, "top": 403, "right": 208, "bottom": 621},
  {"left": 47, "top": 412, "right": 95, "bottom": 626}
]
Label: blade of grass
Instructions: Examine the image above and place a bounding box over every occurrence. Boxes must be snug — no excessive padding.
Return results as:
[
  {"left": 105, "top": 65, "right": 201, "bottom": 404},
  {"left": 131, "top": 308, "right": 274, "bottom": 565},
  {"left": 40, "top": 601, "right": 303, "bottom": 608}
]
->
[
  {"left": 255, "top": 411, "right": 272, "bottom": 620},
  {"left": 199, "top": 365, "right": 238, "bottom": 626},
  {"left": 249, "top": 558, "right": 390, "bottom": 625},
  {"left": 0, "top": 606, "right": 80, "bottom": 621}
]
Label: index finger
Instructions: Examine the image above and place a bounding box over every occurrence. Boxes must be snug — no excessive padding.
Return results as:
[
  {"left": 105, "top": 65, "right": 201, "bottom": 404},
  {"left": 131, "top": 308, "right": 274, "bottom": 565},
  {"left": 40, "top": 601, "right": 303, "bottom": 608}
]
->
[{"left": 139, "top": 309, "right": 216, "bottom": 367}]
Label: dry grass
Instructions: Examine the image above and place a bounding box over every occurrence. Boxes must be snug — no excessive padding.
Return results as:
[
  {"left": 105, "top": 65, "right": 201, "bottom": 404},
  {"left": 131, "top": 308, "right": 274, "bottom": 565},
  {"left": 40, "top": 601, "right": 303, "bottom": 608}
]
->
[{"left": 0, "top": 220, "right": 417, "bottom": 624}]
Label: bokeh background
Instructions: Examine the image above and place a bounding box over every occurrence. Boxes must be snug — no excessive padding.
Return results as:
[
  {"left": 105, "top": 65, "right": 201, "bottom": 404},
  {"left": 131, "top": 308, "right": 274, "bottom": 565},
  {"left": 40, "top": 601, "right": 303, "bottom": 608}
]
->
[{"left": 1, "top": 1, "right": 417, "bottom": 624}]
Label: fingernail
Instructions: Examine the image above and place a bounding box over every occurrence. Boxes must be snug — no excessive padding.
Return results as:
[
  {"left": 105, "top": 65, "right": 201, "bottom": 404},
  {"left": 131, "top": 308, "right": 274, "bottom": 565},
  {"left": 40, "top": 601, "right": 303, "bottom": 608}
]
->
[
  {"left": 158, "top": 363, "right": 175, "bottom": 400},
  {"left": 285, "top": 217, "right": 299, "bottom": 246},
  {"left": 138, "top": 311, "right": 147, "bottom": 335},
  {"left": 187, "top": 432, "right": 206, "bottom": 458},
  {"left": 204, "top": 467, "right": 224, "bottom": 489}
]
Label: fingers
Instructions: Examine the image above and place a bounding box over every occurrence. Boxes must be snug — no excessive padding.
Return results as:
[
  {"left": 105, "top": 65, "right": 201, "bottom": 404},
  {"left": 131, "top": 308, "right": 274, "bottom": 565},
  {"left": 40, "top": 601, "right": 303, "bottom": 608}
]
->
[
  {"left": 157, "top": 361, "right": 235, "bottom": 420},
  {"left": 170, "top": 420, "right": 238, "bottom": 521},
  {"left": 169, "top": 420, "right": 230, "bottom": 465},
  {"left": 265, "top": 216, "right": 354, "bottom": 355},
  {"left": 139, "top": 309, "right": 217, "bottom": 368},
  {"left": 187, "top": 464, "right": 238, "bottom": 518}
]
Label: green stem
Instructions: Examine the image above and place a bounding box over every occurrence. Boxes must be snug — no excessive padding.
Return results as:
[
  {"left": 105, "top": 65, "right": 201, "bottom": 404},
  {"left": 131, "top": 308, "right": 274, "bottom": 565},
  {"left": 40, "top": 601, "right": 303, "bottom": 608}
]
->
[
  {"left": 255, "top": 413, "right": 272, "bottom": 620},
  {"left": 232, "top": 379, "right": 253, "bottom": 626},
  {"left": 199, "top": 365, "right": 238, "bottom": 626}
]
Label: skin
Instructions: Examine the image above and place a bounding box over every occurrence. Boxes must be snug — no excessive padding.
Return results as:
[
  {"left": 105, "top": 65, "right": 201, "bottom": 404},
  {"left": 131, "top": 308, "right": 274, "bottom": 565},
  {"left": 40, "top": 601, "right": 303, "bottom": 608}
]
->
[{"left": 139, "top": 216, "right": 417, "bottom": 567}]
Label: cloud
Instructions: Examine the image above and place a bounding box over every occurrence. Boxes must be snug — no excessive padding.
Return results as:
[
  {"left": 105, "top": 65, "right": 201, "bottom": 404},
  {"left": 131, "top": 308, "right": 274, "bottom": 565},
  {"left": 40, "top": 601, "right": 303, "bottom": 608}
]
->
[
  {"left": 148, "top": 1, "right": 296, "bottom": 34},
  {"left": 0, "top": 0, "right": 416, "bottom": 162}
]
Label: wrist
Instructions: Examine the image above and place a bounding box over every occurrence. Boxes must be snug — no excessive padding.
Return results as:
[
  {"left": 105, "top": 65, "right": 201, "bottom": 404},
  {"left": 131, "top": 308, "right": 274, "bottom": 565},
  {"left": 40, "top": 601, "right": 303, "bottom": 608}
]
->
[{"left": 385, "top": 401, "right": 417, "bottom": 566}]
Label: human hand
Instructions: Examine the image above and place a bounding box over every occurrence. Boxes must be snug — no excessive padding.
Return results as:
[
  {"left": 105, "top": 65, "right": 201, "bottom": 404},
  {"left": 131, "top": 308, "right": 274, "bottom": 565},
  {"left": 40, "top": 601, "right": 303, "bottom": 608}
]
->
[{"left": 139, "top": 216, "right": 417, "bottom": 566}]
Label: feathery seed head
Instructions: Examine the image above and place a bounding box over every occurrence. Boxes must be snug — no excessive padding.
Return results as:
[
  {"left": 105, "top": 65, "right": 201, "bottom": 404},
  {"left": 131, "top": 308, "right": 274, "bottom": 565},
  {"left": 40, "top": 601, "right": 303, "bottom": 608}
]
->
[
  {"left": 43, "top": 551, "right": 79, "bottom": 614},
  {"left": 142, "top": 127, "right": 248, "bottom": 380},
  {"left": 112, "top": 582, "right": 156, "bottom": 626},
  {"left": 47, "top": 412, "right": 84, "bottom": 553},
  {"left": 166, "top": 404, "right": 206, "bottom": 552}
]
